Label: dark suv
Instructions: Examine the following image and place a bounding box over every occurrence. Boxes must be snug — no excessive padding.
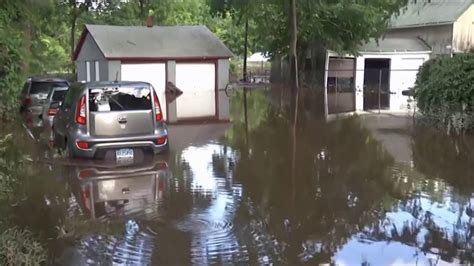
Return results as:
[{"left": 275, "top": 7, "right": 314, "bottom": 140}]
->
[{"left": 20, "top": 77, "right": 69, "bottom": 129}]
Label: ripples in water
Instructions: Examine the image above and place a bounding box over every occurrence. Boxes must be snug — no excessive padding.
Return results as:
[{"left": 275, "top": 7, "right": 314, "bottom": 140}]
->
[{"left": 79, "top": 220, "right": 156, "bottom": 265}]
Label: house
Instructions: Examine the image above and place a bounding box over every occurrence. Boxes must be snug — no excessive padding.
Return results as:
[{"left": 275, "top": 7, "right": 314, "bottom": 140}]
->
[
  {"left": 325, "top": 37, "right": 431, "bottom": 114},
  {"left": 325, "top": 0, "right": 474, "bottom": 114},
  {"left": 386, "top": 0, "right": 474, "bottom": 56},
  {"left": 73, "top": 24, "right": 233, "bottom": 123}
]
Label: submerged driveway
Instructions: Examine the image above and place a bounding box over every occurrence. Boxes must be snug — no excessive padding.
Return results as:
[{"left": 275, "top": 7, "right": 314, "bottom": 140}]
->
[{"left": 2, "top": 89, "right": 473, "bottom": 265}]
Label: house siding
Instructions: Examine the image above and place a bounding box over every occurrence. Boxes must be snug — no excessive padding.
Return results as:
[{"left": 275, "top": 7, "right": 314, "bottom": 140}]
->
[
  {"left": 385, "top": 25, "right": 453, "bottom": 56},
  {"left": 453, "top": 4, "right": 474, "bottom": 52},
  {"left": 76, "top": 33, "right": 108, "bottom": 81}
]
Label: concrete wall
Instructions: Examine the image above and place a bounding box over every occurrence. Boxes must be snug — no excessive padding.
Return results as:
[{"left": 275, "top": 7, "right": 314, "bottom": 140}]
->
[
  {"left": 386, "top": 25, "right": 453, "bottom": 56},
  {"left": 355, "top": 52, "right": 430, "bottom": 112},
  {"left": 76, "top": 33, "right": 108, "bottom": 81},
  {"left": 453, "top": 4, "right": 474, "bottom": 52}
]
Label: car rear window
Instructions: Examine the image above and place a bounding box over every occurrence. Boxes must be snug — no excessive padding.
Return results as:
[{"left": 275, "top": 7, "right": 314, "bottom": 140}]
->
[
  {"left": 52, "top": 89, "right": 68, "bottom": 102},
  {"left": 89, "top": 87, "right": 152, "bottom": 112},
  {"left": 30, "top": 82, "right": 68, "bottom": 94}
]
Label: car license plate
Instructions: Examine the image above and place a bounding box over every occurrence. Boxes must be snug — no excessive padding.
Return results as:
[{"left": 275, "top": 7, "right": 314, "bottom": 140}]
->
[{"left": 116, "top": 148, "right": 134, "bottom": 161}]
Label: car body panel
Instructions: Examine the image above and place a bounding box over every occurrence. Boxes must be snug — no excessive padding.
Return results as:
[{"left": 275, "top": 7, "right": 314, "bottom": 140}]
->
[
  {"left": 90, "top": 110, "right": 154, "bottom": 137},
  {"left": 41, "top": 87, "right": 69, "bottom": 140}
]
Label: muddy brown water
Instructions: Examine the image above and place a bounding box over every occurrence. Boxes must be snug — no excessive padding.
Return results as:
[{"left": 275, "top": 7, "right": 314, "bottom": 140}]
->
[{"left": 1, "top": 89, "right": 474, "bottom": 265}]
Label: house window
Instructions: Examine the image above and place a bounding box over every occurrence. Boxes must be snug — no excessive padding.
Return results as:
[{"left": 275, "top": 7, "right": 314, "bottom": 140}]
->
[
  {"left": 95, "top": 61, "right": 100, "bottom": 81},
  {"left": 86, "top": 61, "right": 91, "bottom": 82}
]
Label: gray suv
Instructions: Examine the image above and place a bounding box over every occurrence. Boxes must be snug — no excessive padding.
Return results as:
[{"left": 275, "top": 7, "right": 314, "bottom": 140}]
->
[
  {"left": 20, "top": 77, "right": 69, "bottom": 130},
  {"left": 53, "top": 81, "right": 168, "bottom": 159}
]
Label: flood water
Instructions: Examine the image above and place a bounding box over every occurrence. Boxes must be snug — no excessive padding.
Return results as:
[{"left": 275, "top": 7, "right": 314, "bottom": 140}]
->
[{"left": 1, "top": 88, "right": 473, "bottom": 265}]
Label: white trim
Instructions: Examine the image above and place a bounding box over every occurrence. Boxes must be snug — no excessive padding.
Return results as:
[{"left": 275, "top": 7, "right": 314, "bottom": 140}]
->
[
  {"left": 86, "top": 61, "right": 91, "bottom": 82},
  {"left": 359, "top": 51, "right": 432, "bottom": 55},
  {"left": 95, "top": 61, "right": 100, "bottom": 81}
]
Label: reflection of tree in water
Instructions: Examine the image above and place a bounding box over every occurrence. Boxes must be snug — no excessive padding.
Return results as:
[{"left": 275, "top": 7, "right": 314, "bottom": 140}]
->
[
  {"left": 225, "top": 91, "right": 473, "bottom": 264},
  {"left": 411, "top": 129, "right": 474, "bottom": 263},
  {"left": 225, "top": 94, "right": 399, "bottom": 263},
  {"left": 412, "top": 126, "right": 474, "bottom": 194}
]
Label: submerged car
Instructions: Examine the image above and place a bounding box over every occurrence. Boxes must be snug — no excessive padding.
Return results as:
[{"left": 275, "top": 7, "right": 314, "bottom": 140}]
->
[
  {"left": 20, "top": 77, "right": 69, "bottom": 130},
  {"left": 52, "top": 81, "right": 169, "bottom": 159},
  {"left": 41, "top": 86, "right": 69, "bottom": 144}
]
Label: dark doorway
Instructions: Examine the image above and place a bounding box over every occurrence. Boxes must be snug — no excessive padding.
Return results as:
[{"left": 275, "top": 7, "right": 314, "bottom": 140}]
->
[{"left": 363, "top": 59, "right": 390, "bottom": 110}]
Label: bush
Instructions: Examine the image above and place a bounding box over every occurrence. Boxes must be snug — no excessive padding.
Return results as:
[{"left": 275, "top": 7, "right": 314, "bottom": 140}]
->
[
  {"left": 0, "top": 228, "right": 46, "bottom": 265},
  {"left": 414, "top": 53, "right": 474, "bottom": 133},
  {"left": 0, "top": 9, "right": 24, "bottom": 115}
]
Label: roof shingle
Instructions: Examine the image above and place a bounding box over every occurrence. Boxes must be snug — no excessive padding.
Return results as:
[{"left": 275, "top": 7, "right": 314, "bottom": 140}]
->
[
  {"left": 389, "top": 0, "right": 472, "bottom": 29},
  {"left": 78, "top": 24, "right": 233, "bottom": 60}
]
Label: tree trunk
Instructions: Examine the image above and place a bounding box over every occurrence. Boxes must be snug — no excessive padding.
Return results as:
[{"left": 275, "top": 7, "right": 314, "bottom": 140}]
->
[
  {"left": 70, "top": 14, "right": 77, "bottom": 73},
  {"left": 289, "top": 0, "right": 299, "bottom": 93},
  {"left": 138, "top": 0, "right": 146, "bottom": 18}
]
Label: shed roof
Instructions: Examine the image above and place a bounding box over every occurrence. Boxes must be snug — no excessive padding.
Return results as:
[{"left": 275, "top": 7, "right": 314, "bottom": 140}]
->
[
  {"left": 359, "top": 37, "right": 432, "bottom": 53},
  {"left": 389, "top": 0, "right": 472, "bottom": 29},
  {"left": 73, "top": 24, "right": 233, "bottom": 61}
]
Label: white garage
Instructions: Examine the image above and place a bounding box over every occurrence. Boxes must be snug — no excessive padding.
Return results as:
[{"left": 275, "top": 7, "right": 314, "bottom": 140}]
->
[
  {"left": 325, "top": 37, "right": 431, "bottom": 114},
  {"left": 73, "top": 24, "right": 233, "bottom": 122}
]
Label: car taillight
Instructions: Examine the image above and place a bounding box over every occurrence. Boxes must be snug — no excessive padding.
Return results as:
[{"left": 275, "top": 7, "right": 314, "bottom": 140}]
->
[
  {"left": 48, "top": 108, "right": 58, "bottom": 116},
  {"left": 75, "top": 95, "right": 86, "bottom": 125},
  {"left": 24, "top": 96, "right": 32, "bottom": 105},
  {"left": 79, "top": 169, "right": 94, "bottom": 179},
  {"left": 157, "top": 136, "right": 167, "bottom": 145},
  {"left": 76, "top": 140, "right": 89, "bottom": 149},
  {"left": 153, "top": 93, "right": 163, "bottom": 121}
]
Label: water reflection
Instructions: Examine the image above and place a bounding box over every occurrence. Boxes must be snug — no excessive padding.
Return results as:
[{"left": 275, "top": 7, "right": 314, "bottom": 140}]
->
[{"left": 68, "top": 159, "right": 169, "bottom": 219}]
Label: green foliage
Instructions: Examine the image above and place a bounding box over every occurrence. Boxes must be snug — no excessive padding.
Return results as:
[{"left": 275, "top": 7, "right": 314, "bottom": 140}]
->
[
  {"left": 0, "top": 228, "right": 46, "bottom": 265},
  {"left": 209, "top": 0, "right": 408, "bottom": 56},
  {"left": 414, "top": 53, "right": 474, "bottom": 133},
  {"left": 0, "top": 3, "right": 26, "bottom": 110}
]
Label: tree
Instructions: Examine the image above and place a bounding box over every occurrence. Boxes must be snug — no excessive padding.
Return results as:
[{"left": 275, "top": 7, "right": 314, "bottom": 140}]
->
[{"left": 289, "top": 0, "right": 298, "bottom": 91}]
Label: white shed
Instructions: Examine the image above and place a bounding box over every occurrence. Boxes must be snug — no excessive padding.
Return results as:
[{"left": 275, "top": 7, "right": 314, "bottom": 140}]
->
[
  {"left": 325, "top": 37, "right": 431, "bottom": 114},
  {"left": 73, "top": 24, "right": 233, "bottom": 123}
]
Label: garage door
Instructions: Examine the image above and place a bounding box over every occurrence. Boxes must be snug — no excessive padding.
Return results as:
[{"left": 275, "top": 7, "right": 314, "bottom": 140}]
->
[
  {"left": 176, "top": 63, "right": 216, "bottom": 119},
  {"left": 121, "top": 63, "right": 167, "bottom": 120}
]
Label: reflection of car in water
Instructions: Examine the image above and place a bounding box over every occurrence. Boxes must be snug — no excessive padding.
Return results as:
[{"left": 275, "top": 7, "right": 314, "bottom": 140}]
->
[{"left": 68, "top": 159, "right": 169, "bottom": 219}]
